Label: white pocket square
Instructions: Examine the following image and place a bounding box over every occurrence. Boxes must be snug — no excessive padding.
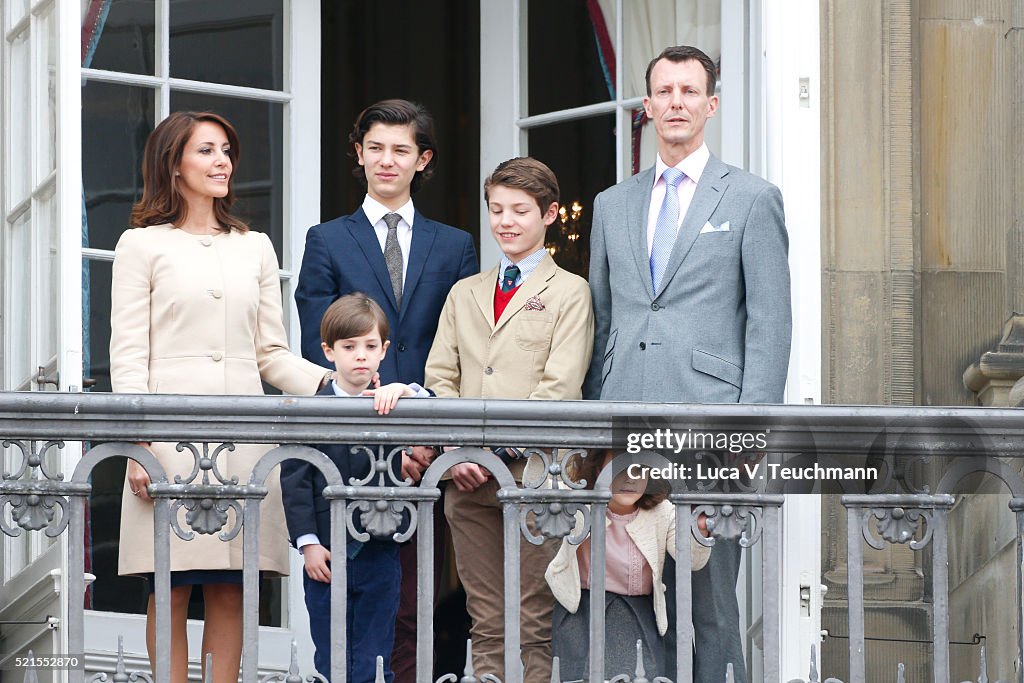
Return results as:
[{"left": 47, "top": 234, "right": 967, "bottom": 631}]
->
[{"left": 700, "top": 220, "right": 730, "bottom": 234}]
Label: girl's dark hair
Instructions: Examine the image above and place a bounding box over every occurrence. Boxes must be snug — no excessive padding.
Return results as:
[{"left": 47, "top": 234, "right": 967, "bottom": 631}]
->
[
  {"left": 130, "top": 111, "right": 248, "bottom": 233},
  {"left": 567, "top": 449, "right": 668, "bottom": 510}
]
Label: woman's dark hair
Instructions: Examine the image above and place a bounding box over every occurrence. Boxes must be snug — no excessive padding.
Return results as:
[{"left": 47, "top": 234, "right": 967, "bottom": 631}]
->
[
  {"left": 567, "top": 449, "right": 668, "bottom": 510},
  {"left": 348, "top": 99, "right": 438, "bottom": 193},
  {"left": 130, "top": 111, "right": 247, "bottom": 233}
]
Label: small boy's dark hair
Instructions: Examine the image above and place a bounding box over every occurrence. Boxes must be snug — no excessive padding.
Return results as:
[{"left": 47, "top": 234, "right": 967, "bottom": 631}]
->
[
  {"left": 320, "top": 293, "right": 390, "bottom": 348},
  {"left": 567, "top": 449, "right": 668, "bottom": 510},
  {"left": 483, "top": 157, "right": 559, "bottom": 214},
  {"left": 348, "top": 99, "right": 437, "bottom": 193}
]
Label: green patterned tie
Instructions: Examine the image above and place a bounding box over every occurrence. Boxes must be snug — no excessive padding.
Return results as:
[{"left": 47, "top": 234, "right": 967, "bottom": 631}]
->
[{"left": 501, "top": 264, "right": 520, "bottom": 292}]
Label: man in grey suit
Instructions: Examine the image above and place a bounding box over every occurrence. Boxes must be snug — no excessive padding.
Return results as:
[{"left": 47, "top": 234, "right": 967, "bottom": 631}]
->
[{"left": 584, "top": 45, "right": 792, "bottom": 683}]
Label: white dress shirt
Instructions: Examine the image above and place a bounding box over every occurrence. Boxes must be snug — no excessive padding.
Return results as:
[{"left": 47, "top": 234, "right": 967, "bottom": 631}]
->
[
  {"left": 645, "top": 144, "right": 711, "bottom": 256},
  {"left": 362, "top": 194, "right": 415, "bottom": 282}
]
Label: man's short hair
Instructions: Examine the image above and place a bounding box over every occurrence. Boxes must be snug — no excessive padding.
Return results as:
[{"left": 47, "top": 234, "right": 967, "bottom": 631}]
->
[
  {"left": 644, "top": 45, "right": 717, "bottom": 97},
  {"left": 483, "top": 157, "right": 559, "bottom": 213},
  {"left": 320, "top": 293, "right": 390, "bottom": 348},
  {"left": 348, "top": 99, "right": 438, "bottom": 193}
]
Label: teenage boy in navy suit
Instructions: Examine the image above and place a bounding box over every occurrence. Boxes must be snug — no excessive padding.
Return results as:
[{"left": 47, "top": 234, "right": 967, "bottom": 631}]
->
[
  {"left": 295, "top": 99, "right": 477, "bottom": 682},
  {"left": 281, "top": 294, "right": 429, "bottom": 683}
]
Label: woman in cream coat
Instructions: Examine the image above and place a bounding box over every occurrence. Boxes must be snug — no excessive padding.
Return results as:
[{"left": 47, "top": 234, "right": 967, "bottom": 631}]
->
[{"left": 111, "top": 111, "right": 330, "bottom": 683}]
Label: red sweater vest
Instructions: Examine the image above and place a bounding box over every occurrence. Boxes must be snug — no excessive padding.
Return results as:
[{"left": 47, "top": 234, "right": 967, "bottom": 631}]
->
[{"left": 493, "top": 281, "right": 521, "bottom": 321}]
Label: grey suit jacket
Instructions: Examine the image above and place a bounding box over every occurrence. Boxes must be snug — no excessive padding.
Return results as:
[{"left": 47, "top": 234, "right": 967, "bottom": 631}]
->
[{"left": 584, "top": 154, "right": 792, "bottom": 404}]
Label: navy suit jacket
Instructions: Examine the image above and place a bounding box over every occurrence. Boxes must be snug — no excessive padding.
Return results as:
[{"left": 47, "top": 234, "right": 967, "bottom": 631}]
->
[
  {"left": 279, "top": 384, "right": 405, "bottom": 548},
  {"left": 295, "top": 207, "right": 478, "bottom": 384}
]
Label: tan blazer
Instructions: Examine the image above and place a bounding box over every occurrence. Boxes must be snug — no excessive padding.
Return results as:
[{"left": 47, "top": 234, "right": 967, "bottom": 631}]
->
[
  {"left": 544, "top": 501, "right": 711, "bottom": 635},
  {"left": 425, "top": 253, "right": 594, "bottom": 401},
  {"left": 111, "top": 225, "right": 326, "bottom": 576}
]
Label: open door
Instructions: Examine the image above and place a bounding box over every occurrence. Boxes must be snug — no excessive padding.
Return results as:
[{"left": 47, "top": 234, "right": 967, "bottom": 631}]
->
[{"left": 0, "top": 0, "right": 83, "bottom": 670}]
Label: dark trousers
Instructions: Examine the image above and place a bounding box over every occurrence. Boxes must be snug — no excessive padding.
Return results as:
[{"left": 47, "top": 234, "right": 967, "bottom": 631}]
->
[
  {"left": 664, "top": 538, "right": 745, "bottom": 683},
  {"left": 391, "top": 503, "right": 448, "bottom": 683},
  {"left": 304, "top": 541, "right": 402, "bottom": 683}
]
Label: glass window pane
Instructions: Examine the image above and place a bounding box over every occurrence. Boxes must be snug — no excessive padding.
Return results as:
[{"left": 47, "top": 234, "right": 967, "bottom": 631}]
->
[
  {"left": 5, "top": 0, "right": 29, "bottom": 27},
  {"left": 527, "top": 0, "right": 613, "bottom": 116},
  {"left": 170, "top": 93, "right": 284, "bottom": 262},
  {"left": 170, "top": 0, "right": 283, "bottom": 91},
  {"left": 621, "top": 1, "right": 722, "bottom": 100},
  {"left": 527, "top": 114, "right": 616, "bottom": 279},
  {"left": 82, "top": 82, "right": 155, "bottom": 251},
  {"left": 87, "top": 0, "right": 156, "bottom": 75},
  {"left": 85, "top": 258, "right": 112, "bottom": 393},
  {"left": 39, "top": 4, "right": 57, "bottom": 179},
  {"left": 9, "top": 27, "right": 31, "bottom": 207},
  {"left": 39, "top": 193, "right": 59, "bottom": 365},
  {"left": 9, "top": 211, "right": 32, "bottom": 387}
]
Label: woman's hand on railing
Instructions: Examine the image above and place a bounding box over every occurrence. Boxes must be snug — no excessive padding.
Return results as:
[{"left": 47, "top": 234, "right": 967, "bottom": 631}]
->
[{"left": 127, "top": 443, "right": 155, "bottom": 502}]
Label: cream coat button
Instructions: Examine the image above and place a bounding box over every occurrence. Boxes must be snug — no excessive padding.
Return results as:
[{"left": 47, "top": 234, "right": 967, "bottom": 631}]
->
[
  {"left": 200, "top": 237, "right": 213, "bottom": 247},
  {"left": 210, "top": 289, "right": 223, "bottom": 299},
  {"left": 212, "top": 352, "right": 223, "bottom": 361}
]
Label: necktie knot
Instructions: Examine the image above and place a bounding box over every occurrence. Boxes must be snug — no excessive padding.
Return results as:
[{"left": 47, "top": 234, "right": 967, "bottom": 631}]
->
[
  {"left": 662, "top": 167, "right": 685, "bottom": 188},
  {"left": 383, "top": 212, "right": 402, "bottom": 231},
  {"left": 501, "top": 265, "right": 521, "bottom": 292}
]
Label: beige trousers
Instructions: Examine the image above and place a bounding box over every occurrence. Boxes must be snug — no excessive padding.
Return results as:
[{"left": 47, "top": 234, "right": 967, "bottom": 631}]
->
[{"left": 445, "top": 479, "right": 558, "bottom": 683}]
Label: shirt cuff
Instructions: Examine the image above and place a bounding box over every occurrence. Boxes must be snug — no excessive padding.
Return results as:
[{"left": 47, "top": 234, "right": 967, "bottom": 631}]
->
[
  {"left": 296, "top": 534, "right": 321, "bottom": 552},
  {"left": 407, "top": 382, "right": 431, "bottom": 399}
]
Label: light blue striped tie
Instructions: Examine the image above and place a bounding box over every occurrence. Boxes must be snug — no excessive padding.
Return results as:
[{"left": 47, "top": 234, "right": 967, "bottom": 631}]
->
[{"left": 649, "top": 167, "right": 686, "bottom": 295}]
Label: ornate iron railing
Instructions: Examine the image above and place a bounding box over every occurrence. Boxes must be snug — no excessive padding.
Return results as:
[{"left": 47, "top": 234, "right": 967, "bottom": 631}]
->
[{"left": 2, "top": 392, "right": 1024, "bottom": 683}]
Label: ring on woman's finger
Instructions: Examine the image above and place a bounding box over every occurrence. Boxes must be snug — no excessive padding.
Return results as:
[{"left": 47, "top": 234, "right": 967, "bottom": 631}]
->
[{"left": 130, "top": 488, "right": 140, "bottom": 496}]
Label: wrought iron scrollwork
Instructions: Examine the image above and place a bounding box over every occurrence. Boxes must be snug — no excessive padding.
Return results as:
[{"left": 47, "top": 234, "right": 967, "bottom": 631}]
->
[
  {"left": 87, "top": 636, "right": 154, "bottom": 682},
  {"left": 434, "top": 640, "right": 502, "bottom": 683},
  {"left": 518, "top": 448, "right": 592, "bottom": 545},
  {"left": 346, "top": 445, "right": 418, "bottom": 542},
  {"left": 168, "top": 442, "right": 243, "bottom": 541},
  {"left": 693, "top": 503, "right": 764, "bottom": 548},
  {"left": 863, "top": 506, "right": 934, "bottom": 550},
  {"left": 0, "top": 440, "right": 70, "bottom": 538},
  {"left": 258, "top": 641, "right": 327, "bottom": 683}
]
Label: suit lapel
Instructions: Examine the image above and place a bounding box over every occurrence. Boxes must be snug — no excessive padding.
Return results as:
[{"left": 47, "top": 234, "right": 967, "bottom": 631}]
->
[
  {"left": 470, "top": 266, "right": 500, "bottom": 329},
  {"left": 400, "top": 211, "right": 437, "bottom": 320},
  {"left": 627, "top": 168, "right": 656, "bottom": 301},
  {"left": 346, "top": 209, "right": 399, "bottom": 312},
  {"left": 492, "top": 254, "right": 556, "bottom": 335},
  {"left": 654, "top": 155, "right": 730, "bottom": 299}
]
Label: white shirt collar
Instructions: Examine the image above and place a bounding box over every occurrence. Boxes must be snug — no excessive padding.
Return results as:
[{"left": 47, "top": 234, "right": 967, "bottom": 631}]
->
[
  {"left": 653, "top": 144, "right": 710, "bottom": 187},
  {"left": 498, "top": 248, "right": 547, "bottom": 287},
  {"left": 331, "top": 380, "right": 365, "bottom": 397},
  {"left": 362, "top": 194, "right": 415, "bottom": 229}
]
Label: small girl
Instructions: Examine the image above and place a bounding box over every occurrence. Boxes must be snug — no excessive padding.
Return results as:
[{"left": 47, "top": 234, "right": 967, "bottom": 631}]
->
[{"left": 545, "top": 450, "right": 711, "bottom": 681}]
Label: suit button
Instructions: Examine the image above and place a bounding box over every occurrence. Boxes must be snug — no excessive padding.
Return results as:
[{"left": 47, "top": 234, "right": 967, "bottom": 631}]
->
[
  {"left": 209, "top": 289, "right": 223, "bottom": 299},
  {"left": 639, "top": 342, "right": 646, "bottom": 350},
  {"left": 398, "top": 344, "right": 406, "bottom": 352},
  {"left": 212, "top": 352, "right": 223, "bottom": 361},
  {"left": 200, "top": 237, "right": 213, "bottom": 247},
  {"left": 651, "top": 302, "right": 660, "bottom": 311},
  {"left": 484, "top": 367, "right": 493, "bottom": 375}
]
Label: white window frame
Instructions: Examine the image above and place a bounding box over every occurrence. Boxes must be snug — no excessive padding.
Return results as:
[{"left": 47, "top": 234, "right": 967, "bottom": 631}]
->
[{"left": 480, "top": 1, "right": 823, "bottom": 678}]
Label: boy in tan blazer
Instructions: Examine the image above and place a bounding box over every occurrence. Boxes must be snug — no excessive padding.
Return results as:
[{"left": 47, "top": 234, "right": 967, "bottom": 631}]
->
[{"left": 424, "top": 157, "right": 594, "bottom": 682}]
